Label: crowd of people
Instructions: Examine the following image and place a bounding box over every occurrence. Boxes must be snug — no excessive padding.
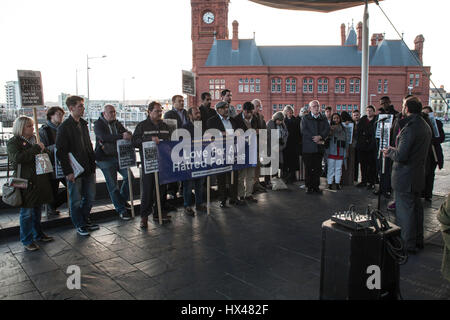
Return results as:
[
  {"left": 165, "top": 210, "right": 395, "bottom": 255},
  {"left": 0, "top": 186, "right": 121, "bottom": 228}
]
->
[{"left": 6, "top": 90, "right": 446, "bottom": 255}]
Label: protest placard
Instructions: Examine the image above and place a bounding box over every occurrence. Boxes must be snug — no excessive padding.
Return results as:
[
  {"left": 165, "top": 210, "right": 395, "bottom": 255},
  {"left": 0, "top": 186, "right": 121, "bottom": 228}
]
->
[
  {"left": 376, "top": 114, "right": 393, "bottom": 138},
  {"left": 142, "top": 141, "right": 159, "bottom": 174},
  {"left": 343, "top": 122, "right": 354, "bottom": 145},
  {"left": 117, "top": 139, "right": 136, "bottom": 169}
]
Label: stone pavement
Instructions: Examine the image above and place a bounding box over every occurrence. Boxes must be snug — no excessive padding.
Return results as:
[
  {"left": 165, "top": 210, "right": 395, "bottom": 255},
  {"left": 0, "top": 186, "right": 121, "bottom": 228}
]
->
[{"left": 0, "top": 178, "right": 448, "bottom": 300}]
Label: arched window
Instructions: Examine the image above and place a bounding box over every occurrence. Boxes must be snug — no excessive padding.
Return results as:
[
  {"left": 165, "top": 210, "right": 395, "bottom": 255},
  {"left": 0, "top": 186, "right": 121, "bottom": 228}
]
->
[
  {"left": 271, "top": 78, "right": 282, "bottom": 93},
  {"left": 303, "top": 78, "right": 314, "bottom": 93},
  {"left": 318, "top": 78, "right": 328, "bottom": 93},
  {"left": 285, "top": 78, "right": 297, "bottom": 93}
]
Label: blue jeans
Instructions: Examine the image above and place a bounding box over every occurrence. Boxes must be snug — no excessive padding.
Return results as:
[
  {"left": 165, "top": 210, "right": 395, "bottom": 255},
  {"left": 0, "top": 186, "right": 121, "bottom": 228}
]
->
[
  {"left": 97, "top": 160, "right": 129, "bottom": 215},
  {"left": 67, "top": 173, "right": 96, "bottom": 229},
  {"left": 19, "top": 207, "right": 44, "bottom": 245},
  {"left": 183, "top": 178, "right": 204, "bottom": 207}
]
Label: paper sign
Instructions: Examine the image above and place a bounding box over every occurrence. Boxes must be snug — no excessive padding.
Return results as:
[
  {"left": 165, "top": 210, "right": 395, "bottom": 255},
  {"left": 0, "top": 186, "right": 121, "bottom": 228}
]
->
[
  {"left": 376, "top": 114, "right": 393, "bottom": 138},
  {"left": 143, "top": 141, "right": 159, "bottom": 174},
  {"left": 117, "top": 139, "right": 136, "bottom": 169},
  {"left": 343, "top": 123, "right": 354, "bottom": 145},
  {"left": 17, "top": 70, "right": 44, "bottom": 107}
]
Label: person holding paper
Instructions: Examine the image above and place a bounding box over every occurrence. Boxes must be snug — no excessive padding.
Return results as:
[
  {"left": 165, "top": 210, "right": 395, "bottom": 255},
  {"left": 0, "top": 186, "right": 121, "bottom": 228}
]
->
[
  {"left": 383, "top": 96, "right": 431, "bottom": 254},
  {"left": 39, "top": 106, "right": 66, "bottom": 216},
  {"left": 56, "top": 95, "right": 98, "bottom": 236},
  {"left": 94, "top": 104, "right": 132, "bottom": 220},
  {"left": 325, "top": 113, "right": 347, "bottom": 190},
  {"left": 132, "top": 101, "right": 171, "bottom": 228},
  {"left": 7, "top": 116, "right": 54, "bottom": 251}
]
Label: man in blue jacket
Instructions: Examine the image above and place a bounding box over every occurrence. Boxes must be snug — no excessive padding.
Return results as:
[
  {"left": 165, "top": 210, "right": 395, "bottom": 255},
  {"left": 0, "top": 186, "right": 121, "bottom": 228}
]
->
[{"left": 94, "top": 104, "right": 133, "bottom": 221}]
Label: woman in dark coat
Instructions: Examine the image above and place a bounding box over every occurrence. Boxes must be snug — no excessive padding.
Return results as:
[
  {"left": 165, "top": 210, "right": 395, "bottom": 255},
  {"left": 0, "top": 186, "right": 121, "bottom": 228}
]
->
[
  {"left": 340, "top": 111, "right": 356, "bottom": 186},
  {"left": 282, "top": 105, "right": 301, "bottom": 183},
  {"left": 7, "top": 116, "right": 54, "bottom": 251}
]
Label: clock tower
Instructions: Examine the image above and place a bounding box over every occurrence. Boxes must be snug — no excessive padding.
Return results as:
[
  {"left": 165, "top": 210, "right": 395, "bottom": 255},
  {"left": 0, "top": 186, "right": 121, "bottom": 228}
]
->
[{"left": 191, "top": 0, "right": 230, "bottom": 73}]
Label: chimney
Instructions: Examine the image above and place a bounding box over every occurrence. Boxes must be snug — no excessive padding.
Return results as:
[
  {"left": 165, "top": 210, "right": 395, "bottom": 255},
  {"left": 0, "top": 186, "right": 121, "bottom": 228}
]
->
[
  {"left": 357, "top": 21, "right": 363, "bottom": 51},
  {"left": 371, "top": 33, "right": 384, "bottom": 46},
  {"left": 232, "top": 20, "right": 239, "bottom": 51},
  {"left": 414, "top": 34, "right": 424, "bottom": 62},
  {"left": 341, "top": 23, "right": 346, "bottom": 46}
]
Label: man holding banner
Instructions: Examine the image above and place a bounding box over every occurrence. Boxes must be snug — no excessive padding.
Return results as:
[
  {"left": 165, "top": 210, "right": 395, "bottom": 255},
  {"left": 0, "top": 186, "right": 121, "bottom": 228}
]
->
[
  {"left": 181, "top": 106, "right": 207, "bottom": 216},
  {"left": 207, "top": 101, "right": 242, "bottom": 208},
  {"left": 94, "top": 104, "right": 132, "bottom": 221},
  {"left": 132, "top": 101, "right": 171, "bottom": 228}
]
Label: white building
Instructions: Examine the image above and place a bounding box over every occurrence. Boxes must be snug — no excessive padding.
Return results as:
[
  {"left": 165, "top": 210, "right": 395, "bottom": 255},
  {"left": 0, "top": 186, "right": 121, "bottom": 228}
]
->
[
  {"left": 5, "top": 81, "right": 21, "bottom": 109},
  {"left": 429, "top": 86, "right": 447, "bottom": 117}
]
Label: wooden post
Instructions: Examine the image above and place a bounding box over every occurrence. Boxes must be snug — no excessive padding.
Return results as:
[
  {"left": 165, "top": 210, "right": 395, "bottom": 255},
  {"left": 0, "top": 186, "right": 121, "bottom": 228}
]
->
[
  {"left": 207, "top": 176, "right": 211, "bottom": 215},
  {"left": 154, "top": 172, "right": 163, "bottom": 225},
  {"left": 127, "top": 168, "right": 135, "bottom": 218}
]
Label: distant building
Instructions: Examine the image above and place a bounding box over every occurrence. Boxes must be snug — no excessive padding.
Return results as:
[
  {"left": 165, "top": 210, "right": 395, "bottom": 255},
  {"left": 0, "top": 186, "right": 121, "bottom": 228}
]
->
[
  {"left": 190, "top": 0, "right": 430, "bottom": 119},
  {"left": 429, "top": 86, "right": 447, "bottom": 117},
  {"left": 5, "top": 81, "right": 21, "bottom": 109}
]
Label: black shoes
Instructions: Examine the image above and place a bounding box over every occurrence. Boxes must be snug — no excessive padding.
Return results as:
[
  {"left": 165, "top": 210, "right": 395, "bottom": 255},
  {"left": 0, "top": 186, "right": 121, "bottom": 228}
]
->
[
  {"left": 314, "top": 188, "right": 323, "bottom": 194},
  {"left": 306, "top": 188, "right": 314, "bottom": 194},
  {"left": 184, "top": 207, "right": 195, "bottom": 217},
  {"left": 219, "top": 201, "right": 229, "bottom": 208},
  {"left": 335, "top": 184, "right": 342, "bottom": 190},
  {"left": 196, "top": 204, "right": 207, "bottom": 212},
  {"left": 356, "top": 182, "right": 366, "bottom": 188},
  {"left": 245, "top": 196, "right": 258, "bottom": 203},
  {"left": 327, "top": 184, "right": 333, "bottom": 190},
  {"left": 120, "top": 211, "right": 132, "bottom": 221}
]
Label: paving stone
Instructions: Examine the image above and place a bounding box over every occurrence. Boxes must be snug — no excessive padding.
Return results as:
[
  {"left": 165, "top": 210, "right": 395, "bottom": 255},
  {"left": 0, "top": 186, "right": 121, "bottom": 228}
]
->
[
  {"left": 84, "top": 249, "right": 118, "bottom": 264},
  {"left": 114, "top": 270, "right": 159, "bottom": 294},
  {"left": 20, "top": 255, "right": 59, "bottom": 277},
  {"left": 50, "top": 249, "right": 91, "bottom": 269},
  {"left": 107, "top": 225, "right": 144, "bottom": 239},
  {"left": 115, "top": 246, "right": 155, "bottom": 265},
  {"left": 98, "top": 289, "right": 135, "bottom": 300},
  {"left": 0, "top": 280, "right": 36, "bottom": 299},
  {"left": 94, "top": 234, "right": 134, "bottom": 251},
  {"left": 135, "top": 257, "right": 173, "bottom": 278},
  {"left": 0, "top": 267, "right": 29, "bottom": 287},
  {"left": 94, "top": 256, "right": 138, "bottom": 278},
  {"left": 133, "top": 285, "right": 169, "bottom": 300},
  {"left": 3, "top": 290, "right": 43, "bottom": 300},
  {"left": 80, "top": 268, "right": 122, "bottom": 299}
]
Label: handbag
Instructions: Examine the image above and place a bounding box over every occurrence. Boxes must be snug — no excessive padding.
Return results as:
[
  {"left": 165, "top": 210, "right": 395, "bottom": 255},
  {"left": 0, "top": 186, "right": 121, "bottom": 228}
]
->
[{"left": 2, "top": 159, "right": 26, "bottom": 207}]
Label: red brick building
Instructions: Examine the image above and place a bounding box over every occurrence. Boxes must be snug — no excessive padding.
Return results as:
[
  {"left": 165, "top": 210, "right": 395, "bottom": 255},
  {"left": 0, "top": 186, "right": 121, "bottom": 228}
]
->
[{"left": 191, "top": 0, "right": 430, "bottom": 120}]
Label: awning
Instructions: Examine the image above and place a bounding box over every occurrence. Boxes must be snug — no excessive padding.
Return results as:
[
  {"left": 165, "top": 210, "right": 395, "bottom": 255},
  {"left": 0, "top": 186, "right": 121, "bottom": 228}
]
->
[{"left": 248, "top": 0, "right": 380, "bottom": 13}]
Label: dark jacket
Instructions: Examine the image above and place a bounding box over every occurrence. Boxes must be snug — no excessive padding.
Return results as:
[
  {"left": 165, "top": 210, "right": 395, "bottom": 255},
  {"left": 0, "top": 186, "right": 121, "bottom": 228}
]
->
[
  {"left": 7, "top": 136, "right": 53, "bottom": 208},
  {"left": 284, "top": 116, "right": 301, "bottom": 167},
  {"left": 38, "top": 121, "right": 59, "bottom": 155},
  {"left": 93, "top": 114, "right": 130, "bottom": 161},
  {"left": 300, "top": 113, "right": 330, "bottom": 154},
  {"left": 381, "top": 105, "right": 399, "bottom": 115},
  {"left": 206, "top": 114, "right": 238, "bottom": 132},
  {"left": 233, "top": 112, "right": 258, "bottom": 131},
  {"left": 355, "top": 115, "right": 377, "bottom": 152},
  {"left": 164, "top": 108, "right": 188, "bottom": 129},
  {"left": 387, "top": 114, "right": 432, "bottom": 193},
  {"left": 199, "top": 105, "right": 217, "bottom": 132},
  {"left": 56, "top": 116, "right": 96, "bottom": 177},
  {"left": 182, "top": 120, "right": 205, "bottom": 138},
  {"left": 132, "top": 117, "right": 171, "bottom": 160}
]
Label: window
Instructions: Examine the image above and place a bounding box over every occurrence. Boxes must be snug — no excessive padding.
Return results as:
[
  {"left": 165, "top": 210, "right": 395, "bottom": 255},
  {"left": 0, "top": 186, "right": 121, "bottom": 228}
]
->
[
  {"left": 285, "top": 78, "right": 297, "bottom": 93},
  {"left": 279, "top": 104, "right": 283, "bottom": 110},
  {"left": 318, "top": 78, "right": 328, "bottom": 93},
  {"left": 378, "top": 79, "right": 382, "bottom": 94},
  {"left": 210, "top": 79, "right": 225, "bottom": 96},
  {"left": 350, "top": 78, "right": 360, "bottom": 93},
  {"left": 286, "top": 79, "right": 291, "bottom": 93},
  {"left": 271, "top": 78, "right": 281, "bottom": 93},
  {"left": 354, "top": 105, "right": 358, "bottom": 110},
  {"left": 335, "top": 78, "right": 345, "bottom": 93},
  {"left": 255, "top": 84, "right": 260, "bottom": 93},
  {"left": 321, "top": 104, "right": 326, "bottom": 110},
  {"left": 409, "top": 74, "right": 414, "bottom": 86},
  {"left": 384, "top": 80, "right": 388, "bottom": 94},
  {"left": 340, "top": 79, "right": 346, "bottom": 93},
  {"left": 238, "top": 85, "right": 243, "bottom": 93},
  {"left": 250, "top": 84, "right": 255, "bottom": 93},
  {"left": 415, "top": 74, "right": 420, "bottom": 87},
  {"left": 244, "top": 85, "right": 249, "bottom": 93},
  {"left": 337, "top": 105, "right": 341, "bottom": 111},
  {"left": 272, "top": 104, "right": 277, "bottom": 112},
  {"left": 303, "top": 78, "right": 313, "bottom": 93},
  {"left": 342, "top": 105, "right": 347, "bottom": 111}
]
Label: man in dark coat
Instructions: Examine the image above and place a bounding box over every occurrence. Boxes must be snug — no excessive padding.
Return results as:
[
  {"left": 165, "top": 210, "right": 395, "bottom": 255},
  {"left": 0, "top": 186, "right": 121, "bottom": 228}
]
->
[
  {"left": 94, "top": 104, "right": 133, "bottom": 221},
  {"left": 422, "top": 106, "right": 445, "bottom": 202},
  {"left": 132, "top": 101, "right": 172, "bottom": 228},
  {"left": 199, "top": 92, "right": 216, "bottom": 132},
  {"left": 56, "top": 95, "right": 98, "bottom": 236},
  {"left": 355, "top": 105, "right": 377, "bottom": 189},
  {"left": 383, "top": 96, "right": 432, "bottom": 253},
  {"left": 283, "top": 106, "right": 301, "bottom": 184},
  {"left": 207, "top": 101, "right": 242, "bottom": 207},
  {"left": 300, "top": 100, "right": 330, "bottom": 194}
]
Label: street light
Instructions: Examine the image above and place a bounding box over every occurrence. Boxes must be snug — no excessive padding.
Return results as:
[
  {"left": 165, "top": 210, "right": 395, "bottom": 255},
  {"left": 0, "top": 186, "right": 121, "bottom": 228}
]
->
[{"left": 86, "top": 54, "right": 107, "bottom": 131}]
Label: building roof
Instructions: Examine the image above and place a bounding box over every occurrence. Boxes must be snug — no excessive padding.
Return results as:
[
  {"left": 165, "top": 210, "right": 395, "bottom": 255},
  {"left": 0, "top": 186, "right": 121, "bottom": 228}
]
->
[{"left": 205, "top": 38, "right": 421, "bottom": 67}]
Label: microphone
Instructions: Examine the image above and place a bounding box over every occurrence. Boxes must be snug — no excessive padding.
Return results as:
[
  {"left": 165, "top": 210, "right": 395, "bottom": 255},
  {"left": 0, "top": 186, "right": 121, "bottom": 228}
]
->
[{"left": 376, "top": 117, "right": 390, "bottom": 123}]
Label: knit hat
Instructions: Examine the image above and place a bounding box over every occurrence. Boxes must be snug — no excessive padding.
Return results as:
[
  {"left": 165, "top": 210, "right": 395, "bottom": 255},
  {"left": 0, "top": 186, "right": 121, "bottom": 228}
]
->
[
  {"left": 272, "top": 111, "right": 284, "bottom": 122},
  {"left": 215, "top": 101, "right": 228, "bottom": 110}
]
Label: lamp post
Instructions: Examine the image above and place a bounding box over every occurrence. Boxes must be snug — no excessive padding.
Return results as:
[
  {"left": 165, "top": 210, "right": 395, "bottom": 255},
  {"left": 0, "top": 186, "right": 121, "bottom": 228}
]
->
[{"left": 86, "top": 54, "right": 107, "bottom": 131}]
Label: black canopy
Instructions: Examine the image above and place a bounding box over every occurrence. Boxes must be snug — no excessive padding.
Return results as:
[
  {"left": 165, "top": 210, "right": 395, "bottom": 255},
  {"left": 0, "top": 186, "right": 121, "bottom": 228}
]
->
[{"left": 248, "top": 0, "right": 380, "bottom": 13}]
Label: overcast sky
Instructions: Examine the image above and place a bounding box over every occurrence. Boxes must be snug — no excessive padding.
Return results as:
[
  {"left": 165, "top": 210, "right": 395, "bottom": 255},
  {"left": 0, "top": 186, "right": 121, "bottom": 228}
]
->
[{"left": 0, "top": 0, "right": 447, "bottom": 103}]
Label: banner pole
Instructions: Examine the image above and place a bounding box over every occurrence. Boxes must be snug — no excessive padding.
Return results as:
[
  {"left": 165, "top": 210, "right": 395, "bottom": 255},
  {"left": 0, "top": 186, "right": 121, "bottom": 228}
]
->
[
  {"left": 127, "top": 168, "right": 135, "bottom": 218},
  {"left": 155, "top": 172, "right": 163, "bottom": 225},
  {"left": 207, "top": 176, "right": 211, "bottom": 215}
]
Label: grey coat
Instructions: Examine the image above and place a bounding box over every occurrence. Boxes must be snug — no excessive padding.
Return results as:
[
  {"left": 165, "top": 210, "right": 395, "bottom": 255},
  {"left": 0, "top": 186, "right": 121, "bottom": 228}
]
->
[
  {"left": 387, "top": 114, "right": 432, "bottom": 193},
  {"left": 300, "top": 113, "right": 330, "bottom": 154}
]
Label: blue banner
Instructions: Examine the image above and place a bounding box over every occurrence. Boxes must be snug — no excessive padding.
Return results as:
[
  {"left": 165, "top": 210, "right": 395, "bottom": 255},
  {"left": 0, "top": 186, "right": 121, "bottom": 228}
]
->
[{"left": 157, "top": 135, "right": 257, "bottom": 185}]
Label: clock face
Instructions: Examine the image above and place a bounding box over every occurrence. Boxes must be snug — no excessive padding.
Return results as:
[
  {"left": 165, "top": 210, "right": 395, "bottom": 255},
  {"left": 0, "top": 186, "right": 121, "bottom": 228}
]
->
[{"left": 203, "top": 11, "right": 215, "bottom": 24}]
